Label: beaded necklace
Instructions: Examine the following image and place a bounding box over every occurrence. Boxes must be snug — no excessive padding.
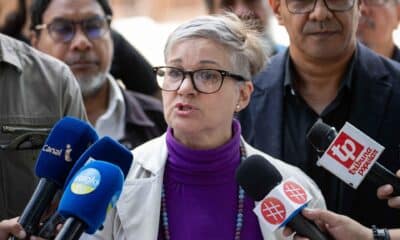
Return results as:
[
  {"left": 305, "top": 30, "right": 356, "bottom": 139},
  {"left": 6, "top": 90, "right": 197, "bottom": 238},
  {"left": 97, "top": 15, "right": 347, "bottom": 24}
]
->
[{"left": 160, "top": 141, "right": 247, "bottom": 240}]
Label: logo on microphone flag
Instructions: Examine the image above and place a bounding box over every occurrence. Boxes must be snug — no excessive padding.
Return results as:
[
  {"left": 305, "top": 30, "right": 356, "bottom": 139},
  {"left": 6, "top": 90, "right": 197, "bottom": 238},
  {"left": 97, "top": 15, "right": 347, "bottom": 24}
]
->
[
  {"left": 253, "top": 177, "right": 312, "bottom": 233},
  {"left": 283, "top": 181, "right": 308, "bottom": 204},
  {"left": 71, "top": 168, "right": 101, "bottom": 195},
  {"left": 317, "top": 122, "right": 384, "bottom": 189},
  {"left": 260, "top": 197, "right": 286, "bottom": 225}
]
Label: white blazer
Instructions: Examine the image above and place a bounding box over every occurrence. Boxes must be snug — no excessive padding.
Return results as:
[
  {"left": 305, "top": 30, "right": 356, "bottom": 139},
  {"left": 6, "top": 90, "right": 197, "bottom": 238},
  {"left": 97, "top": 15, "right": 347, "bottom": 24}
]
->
[{"left": 82, "top": 134, "right": 326, "bottom": 240}]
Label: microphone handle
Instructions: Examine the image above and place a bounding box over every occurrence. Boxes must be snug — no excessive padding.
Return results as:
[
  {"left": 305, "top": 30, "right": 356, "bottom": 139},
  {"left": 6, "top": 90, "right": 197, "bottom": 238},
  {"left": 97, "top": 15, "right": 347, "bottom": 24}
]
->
[
  {"left": 368, "top": 162, "right": 400, "bottom": 196},
  {"left": 288, "top": 214, "right": 332, "bottom": 240},
  {"left": 37, "top": 212, "right": 66, "bottom": 238},
  {"left": 55, "top": 217, "right": 86, "bottom": 240},
  {"left": 17, "top": 178, "right": 59, "bottom": 235}
]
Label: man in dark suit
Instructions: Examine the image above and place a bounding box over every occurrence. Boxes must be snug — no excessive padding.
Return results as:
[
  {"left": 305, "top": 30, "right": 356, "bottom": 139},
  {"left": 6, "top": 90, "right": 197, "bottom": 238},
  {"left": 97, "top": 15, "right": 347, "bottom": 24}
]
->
[{"left": 239, "top": 0, "right": 400, "bottom": 229}]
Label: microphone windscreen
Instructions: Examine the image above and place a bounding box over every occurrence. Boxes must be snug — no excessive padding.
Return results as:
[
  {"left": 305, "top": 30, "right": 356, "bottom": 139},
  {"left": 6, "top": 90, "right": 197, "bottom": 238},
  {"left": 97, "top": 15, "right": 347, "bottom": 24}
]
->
[
  {"left": 306, "top": 119, "right": 337, "bottom": 152},
  {"left": 35, "top": 116, "right": 98, "bottom": 187},
  {"left": 64, "top": 136, "right": 133, "bottom": 187},
  {"left": 58, "top": 160, "right": 124, "bottom": 234},
  {"left": 236, "top": 154, "right": 282, "bottom": 201}
]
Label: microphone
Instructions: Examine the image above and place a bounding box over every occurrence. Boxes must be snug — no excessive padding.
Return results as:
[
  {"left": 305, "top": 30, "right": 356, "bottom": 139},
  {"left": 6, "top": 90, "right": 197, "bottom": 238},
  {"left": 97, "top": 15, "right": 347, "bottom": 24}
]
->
[
  {"left": 55, "top": 160, "right": 124, "bottom": 240},
  {"left": 15, "top": 117, "right": 98, "bottom": 237},
  {"left": 37, "top": 136, "right": 133, "bottom": 238},
  {"left": 307, "top": 119, "right": 400, "bottom": 195},
  {"left": 236, "top": 155, "right": 330, "bottom": 240},
  {"left": 65, "top": 136, "right": 133, "bottom": 185}
]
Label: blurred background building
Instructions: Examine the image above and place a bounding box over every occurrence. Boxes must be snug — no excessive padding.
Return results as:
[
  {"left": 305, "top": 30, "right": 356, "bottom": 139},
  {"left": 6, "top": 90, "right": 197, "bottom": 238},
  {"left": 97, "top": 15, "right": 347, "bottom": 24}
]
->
[{"left": 109, "top": 0, "right": 290, "bottom": 65}]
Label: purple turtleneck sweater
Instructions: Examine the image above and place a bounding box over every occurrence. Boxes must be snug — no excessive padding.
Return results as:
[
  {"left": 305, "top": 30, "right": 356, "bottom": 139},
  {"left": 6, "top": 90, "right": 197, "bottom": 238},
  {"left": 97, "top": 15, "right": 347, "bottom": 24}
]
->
[{"left": 159, "top": 120, "right": 263, "bottom": 240}]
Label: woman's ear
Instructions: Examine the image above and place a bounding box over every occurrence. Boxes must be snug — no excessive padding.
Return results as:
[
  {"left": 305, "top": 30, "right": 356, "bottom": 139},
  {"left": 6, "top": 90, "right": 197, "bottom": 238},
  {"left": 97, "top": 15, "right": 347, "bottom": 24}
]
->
[
  {"left": 237, "top": 81, "right": 254, "bottom": 111},
  {"left": 270, "top": 0, "right": 284, "bottom": 25}
]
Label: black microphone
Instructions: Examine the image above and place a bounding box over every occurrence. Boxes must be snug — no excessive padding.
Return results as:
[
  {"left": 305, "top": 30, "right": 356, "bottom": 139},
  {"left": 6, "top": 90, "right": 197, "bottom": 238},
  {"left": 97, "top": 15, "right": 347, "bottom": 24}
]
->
[
  {"left": 55, "top": 217, "right": 86, "bottom": 240},
  {"left": 36, "top": 212, "right": 66, "bottom": 239},
  {"left": 236, "top": 155, "right": 330, "bottom": 240},
  {"left": 307, "top": 119, "right": 400, "bottom": 196}
]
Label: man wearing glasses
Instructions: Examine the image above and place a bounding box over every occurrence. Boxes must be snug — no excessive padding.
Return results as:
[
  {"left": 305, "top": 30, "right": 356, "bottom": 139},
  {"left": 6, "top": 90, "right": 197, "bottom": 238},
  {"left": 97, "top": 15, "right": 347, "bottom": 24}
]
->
[
  {"left": 239, "top": 0, "right": 400, "bottom": 230},
  {"left": 29, "top": 0, "right": 166, "bottom": 149},
  {"left": 357, "top": 0, "right": 400, "bottom": 61}
]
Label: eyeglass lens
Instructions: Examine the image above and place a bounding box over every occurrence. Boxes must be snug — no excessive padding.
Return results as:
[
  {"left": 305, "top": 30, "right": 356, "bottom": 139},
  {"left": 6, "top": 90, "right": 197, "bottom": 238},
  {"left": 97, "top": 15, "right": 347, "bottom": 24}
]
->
[
  {"left": 48, "top": 16, "right": 109, "bottom": 42},
  {"left": 155, "top": 67, "right": 224, "bottom": 93},
  {"left": 287, "top": 0, "right": 354, "bottom": 13}
]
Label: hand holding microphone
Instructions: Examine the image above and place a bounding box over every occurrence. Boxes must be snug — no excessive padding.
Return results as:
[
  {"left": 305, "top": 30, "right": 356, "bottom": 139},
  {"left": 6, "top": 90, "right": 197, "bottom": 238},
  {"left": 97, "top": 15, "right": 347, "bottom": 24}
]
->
[
  {"left": 377, "top": 169, "right": 400, "bottom": 209},
  {"left": 236, "top": 155, "right": 330, "bottom": 240},
  {"left": 0, "top": 218, "right": 25, "bottom": 240},
  {"left": 282, "top": 208, "right": 372, "bottom": 240}
]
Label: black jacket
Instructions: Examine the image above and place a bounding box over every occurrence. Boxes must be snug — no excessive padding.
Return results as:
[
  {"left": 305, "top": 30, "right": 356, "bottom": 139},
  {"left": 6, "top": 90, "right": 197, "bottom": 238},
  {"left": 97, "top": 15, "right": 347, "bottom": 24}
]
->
[
  {"left": 119, "top": 88, "right": 167, "bottom": 150},
  {"left": 111, "top": 30, "right": 159, "bottom": 96},
  {"left": 239, "top": 42, "right": 400, "bottom": 228}
]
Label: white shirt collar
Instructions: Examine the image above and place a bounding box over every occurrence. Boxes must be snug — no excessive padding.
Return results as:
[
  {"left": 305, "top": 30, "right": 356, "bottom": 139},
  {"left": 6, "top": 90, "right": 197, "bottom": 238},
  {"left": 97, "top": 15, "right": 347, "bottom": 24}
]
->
[{"left": 95, "top": 74, "right": 126, "bottom": 140}]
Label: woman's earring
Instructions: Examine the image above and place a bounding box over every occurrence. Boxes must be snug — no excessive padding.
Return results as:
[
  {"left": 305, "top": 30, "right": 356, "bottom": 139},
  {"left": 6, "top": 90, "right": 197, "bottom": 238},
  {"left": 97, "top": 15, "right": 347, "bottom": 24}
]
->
[{"left": 235, "top": 104, "right": 240, "bottom": 112}]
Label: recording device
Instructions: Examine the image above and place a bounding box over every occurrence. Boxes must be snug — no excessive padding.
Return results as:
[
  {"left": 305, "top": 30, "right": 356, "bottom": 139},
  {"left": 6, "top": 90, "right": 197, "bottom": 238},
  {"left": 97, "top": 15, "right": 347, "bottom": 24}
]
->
[
  {"left": 55, "top": 160, "right": 124, "bottom": 240},
  {"left": 37, "top": 136, "right": 133, "bottom": 238},
  {"left": 14, "top": 117, "right": 98, "bottom": 237},
  {"left": 307, "top": 119, "right": 400, "bottom": 195},
  {"left": 236, "top": 155, "right": 330, "bottom": 240}
]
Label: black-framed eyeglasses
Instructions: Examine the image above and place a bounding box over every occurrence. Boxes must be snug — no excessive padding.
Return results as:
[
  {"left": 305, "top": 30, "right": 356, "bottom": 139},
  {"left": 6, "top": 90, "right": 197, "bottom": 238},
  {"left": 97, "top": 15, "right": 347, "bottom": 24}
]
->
[
  {"left": 286, "top": 0, "right": 356, "bottom": 14},
  {"left": 153, "top": 66, "right": 247, "bottom": 94},
  {"left": 35, "top": 15, "right": 112, "bottom": 43}
]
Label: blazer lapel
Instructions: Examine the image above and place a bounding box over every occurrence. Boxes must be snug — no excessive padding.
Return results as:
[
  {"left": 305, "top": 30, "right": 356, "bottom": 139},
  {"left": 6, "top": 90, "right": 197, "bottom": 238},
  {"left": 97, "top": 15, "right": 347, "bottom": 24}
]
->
[
  {"left": 116, "top": 136, "right": 168, "bottom": 239},
  {"left": 348, "top": 43, "right": 392, "bottom": 139},
  {"left": 117, "top": 176, "right": 163, "bottom": 240},
  {"left": 251, "top": 51, "right": 288, "bottom": 159}
]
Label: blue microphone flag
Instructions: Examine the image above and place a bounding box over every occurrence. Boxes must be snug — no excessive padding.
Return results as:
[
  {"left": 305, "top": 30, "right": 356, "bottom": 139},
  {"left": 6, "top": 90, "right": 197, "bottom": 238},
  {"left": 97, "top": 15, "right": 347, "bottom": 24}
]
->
[{"left": 58, "top": 160, "right": 124, "bottom": 234}]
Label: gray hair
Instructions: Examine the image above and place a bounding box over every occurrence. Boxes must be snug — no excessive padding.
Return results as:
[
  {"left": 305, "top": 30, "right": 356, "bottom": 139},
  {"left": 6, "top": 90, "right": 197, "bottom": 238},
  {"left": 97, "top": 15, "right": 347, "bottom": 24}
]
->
[{"left": 164, "top": 13, "right": 268, "bottom": 80}]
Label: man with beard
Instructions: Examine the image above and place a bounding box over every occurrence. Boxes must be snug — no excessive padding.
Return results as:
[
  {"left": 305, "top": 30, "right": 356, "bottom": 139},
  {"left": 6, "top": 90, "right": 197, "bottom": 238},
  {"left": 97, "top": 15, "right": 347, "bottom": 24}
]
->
[
  {"left": 30, "top": 0, "right": 167, "bottom": 149},
  {"left": 204, "top": 0, "right": 285, "bottom": 56},
  {"left": 239, "top": 0, "right": 400, "bottom": 229},
  {"left": 357, "top": 0, "right": 400, "bottom": 61},
  {"left": 0, "top": 0, "right": 160, "bottom": 99}
]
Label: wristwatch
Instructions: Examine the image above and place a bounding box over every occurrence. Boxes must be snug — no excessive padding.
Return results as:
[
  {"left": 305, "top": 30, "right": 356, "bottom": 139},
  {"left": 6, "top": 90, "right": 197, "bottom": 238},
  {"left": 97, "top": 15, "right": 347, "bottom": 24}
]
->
[{"left": 372, "top": 225, "right": 390, "bottom": 240}]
